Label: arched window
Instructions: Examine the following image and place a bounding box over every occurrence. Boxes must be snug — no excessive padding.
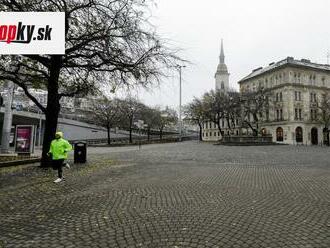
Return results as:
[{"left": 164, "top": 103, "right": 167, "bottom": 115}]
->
[
  {"left": 295, "top": 127, "right": 303, "bottom": 143},
  {"left": 261, "top": 128, "right": 267, "bottom": 136},
  {"left": 311, "top": 127, "right": 318, "bottom": 145},
  {"left": 276, "top": 127, "right": 283, "bottom": 142},
  {"left": 323, "top": 128, "right": 329, "bottom": 146}
]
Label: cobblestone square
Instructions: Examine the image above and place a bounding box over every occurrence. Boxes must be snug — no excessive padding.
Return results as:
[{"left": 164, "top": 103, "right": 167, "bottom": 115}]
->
[{"left": 0, "top": 142, "right": 329, "bottom": 247}]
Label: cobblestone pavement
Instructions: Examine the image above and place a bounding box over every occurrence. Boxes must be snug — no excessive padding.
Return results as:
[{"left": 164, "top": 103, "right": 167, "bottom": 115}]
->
[{"left": 0, "top": 142, "right": 329, "bottom": 248}]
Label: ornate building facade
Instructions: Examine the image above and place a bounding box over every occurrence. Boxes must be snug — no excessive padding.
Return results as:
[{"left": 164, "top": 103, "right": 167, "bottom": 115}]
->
[
  {"left": 202, "top": 50, "right": 330, "bottom": 144},
  {"left": 239, "top": 57, "right": 330, "bottom": 145}
]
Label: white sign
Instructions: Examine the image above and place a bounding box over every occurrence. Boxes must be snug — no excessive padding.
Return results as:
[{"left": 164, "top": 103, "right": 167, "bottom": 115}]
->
[
  {"left": 0, "top": 12, "right": 65, "bottom": 54},
  {"left": 134, "top": 120, "right": 145, "bottom": 129}
]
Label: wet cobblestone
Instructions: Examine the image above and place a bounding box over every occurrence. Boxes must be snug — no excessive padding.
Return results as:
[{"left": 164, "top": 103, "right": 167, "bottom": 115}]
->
[{"left": 0, "top": 142, "right": 329, "bottom": 247}]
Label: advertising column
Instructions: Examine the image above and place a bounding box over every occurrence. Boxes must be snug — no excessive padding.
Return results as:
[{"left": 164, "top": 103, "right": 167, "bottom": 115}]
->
[{"left": 15, "top": 125, "right": 35, "bottom": 155}]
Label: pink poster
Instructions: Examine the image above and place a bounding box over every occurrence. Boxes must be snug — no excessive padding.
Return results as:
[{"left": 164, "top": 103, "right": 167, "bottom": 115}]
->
[{"left": 15, "top": 126, "right": 33, "bottom": 153}]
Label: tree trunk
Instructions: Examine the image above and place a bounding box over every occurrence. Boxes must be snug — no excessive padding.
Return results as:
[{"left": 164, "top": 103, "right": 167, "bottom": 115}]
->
[
  {"left": 160, "top": 129, "right": 163, "bottom": 140},
  {"left": 226, "top": 117, "right": 231, "bottom": 137},
  {"left": 217, "top": 120, "right": 223, "bottom": 139},
  {"left": 324, "top": 126, "right": 329, "bottom": 146},
  {"left": 245, "top": 121, "right": 257, "bottom": 137},
  {"left": 40, "top": 55, "right": 62, "bottom": 167},
  {"left": 107, "top": 124, "right": 111, "bottom": 145},
  {"left": 198, "top": 122, "right": 203, "bottom": 141},
  {"left": 147, "top": 128, "right": 150, "bottom": 141},
  {"left": 129, "top": 128, "right": 133, "bottom": 143}
]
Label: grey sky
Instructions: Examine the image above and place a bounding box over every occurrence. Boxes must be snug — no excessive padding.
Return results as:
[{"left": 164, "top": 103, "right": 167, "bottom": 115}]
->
[{"left": 122, "top": 0, "right": 330, "bottom": 110}]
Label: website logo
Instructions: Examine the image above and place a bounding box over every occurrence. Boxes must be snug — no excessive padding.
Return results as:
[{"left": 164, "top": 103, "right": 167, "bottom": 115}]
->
[
  {"left": 0, "top": 12, "right": 64, "bottom": 54},
  {"left": 0, "top": 22, "right": 53, "bottom": 44}
]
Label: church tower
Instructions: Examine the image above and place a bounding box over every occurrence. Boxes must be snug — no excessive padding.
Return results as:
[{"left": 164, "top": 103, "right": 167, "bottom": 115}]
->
[{"left": 215, "top": 39, "right": 230, "bottom": 92}]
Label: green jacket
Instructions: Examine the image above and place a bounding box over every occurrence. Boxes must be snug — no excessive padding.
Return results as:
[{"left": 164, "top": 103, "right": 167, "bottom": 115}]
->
[{"left": 49, "top": 134, "right": 72, "bottom": 160}]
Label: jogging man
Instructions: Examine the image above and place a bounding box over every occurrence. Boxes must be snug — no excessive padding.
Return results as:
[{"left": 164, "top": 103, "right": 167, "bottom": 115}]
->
[{"left": 48, "top": 131, "right": 72, "bottom": 183}]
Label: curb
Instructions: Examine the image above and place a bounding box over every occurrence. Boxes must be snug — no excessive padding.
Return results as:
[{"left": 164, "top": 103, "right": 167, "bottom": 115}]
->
[{"left": 0, "top": 158, "right": 41, "bottom": 168}]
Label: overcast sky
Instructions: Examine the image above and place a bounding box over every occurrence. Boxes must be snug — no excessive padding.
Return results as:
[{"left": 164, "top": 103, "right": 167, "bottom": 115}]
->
[{"left": 120, "top": 0, "right": 330, "bottom": 111}]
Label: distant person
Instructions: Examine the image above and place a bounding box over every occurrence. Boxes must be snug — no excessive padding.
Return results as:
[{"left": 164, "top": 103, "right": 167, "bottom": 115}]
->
[{"left": 48, "top": 131, "right": 72, "bottom": 183}]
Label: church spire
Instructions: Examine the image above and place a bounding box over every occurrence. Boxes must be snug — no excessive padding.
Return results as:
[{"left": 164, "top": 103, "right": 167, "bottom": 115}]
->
[
  {"left": 220, "top": 39, "right": 225, "bottom": 64},
  {"left": 215, "top": 38, "right": 229, "bottom": 91}
]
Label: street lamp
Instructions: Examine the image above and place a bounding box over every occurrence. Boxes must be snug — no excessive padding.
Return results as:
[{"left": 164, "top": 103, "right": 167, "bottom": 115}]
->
[{"left": 176, "top": 64, "right": 186, "bottom": 142}]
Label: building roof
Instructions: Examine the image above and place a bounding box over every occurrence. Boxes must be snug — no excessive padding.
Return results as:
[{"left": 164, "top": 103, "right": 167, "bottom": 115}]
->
[
  {"left": 216, "top": 63, "right": 228, "bottom": 73},
  {"left": 238, "top": 57, "right": 330, "bottom": 84}
]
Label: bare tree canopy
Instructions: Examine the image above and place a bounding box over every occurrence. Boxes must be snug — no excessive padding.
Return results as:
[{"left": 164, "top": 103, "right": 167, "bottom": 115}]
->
[
  {"left": 0, "top": 0, "right": 181, "bottom": 104},
  {"left": 91, "top": 97, "right": 121, "bottom": 145},
  {"left": 140, "top": 106, "right": 159, "bottom": 141},
  {"left": 153, "top": 107, "right": 177, "bottom": 140},
  {"left": 241, "top": 88, "right": 270, "bottom": 136},
  {"left": 202, "top": 89, "right": 228, "bottom": 136},
  {"left": 0, "top": 0, "right": 183, "bottom": 165},
  {"left": 183, "top": 97, "right": 206, "bottom": 141},
  {"left": 117, "top": 97, "right": 146, "bottom": 143}
]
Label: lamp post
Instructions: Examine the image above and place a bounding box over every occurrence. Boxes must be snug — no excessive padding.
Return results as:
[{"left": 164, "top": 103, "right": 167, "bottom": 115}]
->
[{"left": 176, "top": 64, "right": 186, "bottom": 142}]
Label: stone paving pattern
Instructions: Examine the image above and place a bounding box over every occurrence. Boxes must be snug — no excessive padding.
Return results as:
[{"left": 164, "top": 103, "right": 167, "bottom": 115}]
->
[{"left": 0, "top": 142, "right": 329, "bottom": 248}]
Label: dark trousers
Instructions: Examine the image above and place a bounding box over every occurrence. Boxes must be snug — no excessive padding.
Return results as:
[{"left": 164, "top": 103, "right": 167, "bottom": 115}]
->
[{"left": 53, "top": 159, "right": 64, "bottom": 178}]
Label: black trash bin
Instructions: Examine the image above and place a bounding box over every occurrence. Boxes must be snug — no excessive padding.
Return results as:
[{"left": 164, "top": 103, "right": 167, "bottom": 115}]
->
[{"left": 74, "top": 142, "right": 87, "bottom": 163}]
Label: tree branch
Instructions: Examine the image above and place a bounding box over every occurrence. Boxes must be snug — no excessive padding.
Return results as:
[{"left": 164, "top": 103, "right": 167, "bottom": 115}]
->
[{"left": 0, "top": 75, "right": 46, "bottom": 113}]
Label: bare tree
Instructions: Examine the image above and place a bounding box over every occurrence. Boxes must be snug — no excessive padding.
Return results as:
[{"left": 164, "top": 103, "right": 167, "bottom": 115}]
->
[
  {"left": 202, "top": 90, "right": 227, "bottom": 137},
  {"left": 201, "top": 90, "right": 241, "bottom": 138},
  {"left": 241, "top": 88, "right": 270, "bottom": 136},
  {"left": 140, "top": 106, "right": 159, "bottom": 141},
  {"left": 317, "top": 92, "right": 330, "bottom": 145},
  {"left": 0, "top": 0, "right": 182, "bottom": 165},
  {"left": 184, "top": 97, "right": 207, "bottom": 141},
  {"left": 154, "top": 107, "right": 178, "bottom": 140},
  {"left": 118, "top": 97, "right": 145, "bottom": 143},
  {"left": 91, "top": 97, "right": 121, "bottom": 145},
  {"left": 223, "top": 91, "right": 241, "bottom": 135}
]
